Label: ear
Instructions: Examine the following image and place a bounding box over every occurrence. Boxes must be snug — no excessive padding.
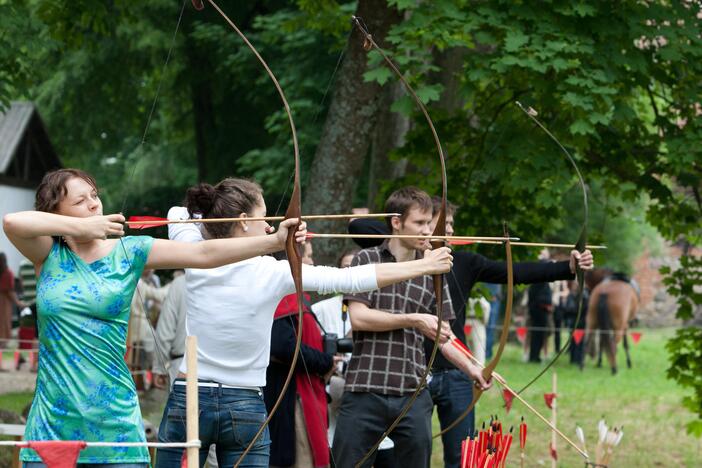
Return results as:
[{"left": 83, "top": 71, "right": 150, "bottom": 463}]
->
[
  {"left": 238, "top": 212, "right": 248, "bottom": 232},
  {"left": 390, "top": 215, "right": 402, "bottom": 232}
]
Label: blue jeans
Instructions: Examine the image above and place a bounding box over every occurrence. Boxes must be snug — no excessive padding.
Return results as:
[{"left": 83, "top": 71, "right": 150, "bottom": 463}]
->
[
  {"left": 485, "top": 284, "right": 502, "bottom": 359},
  {"left": 24, "top": 465, "right": 147, "bottom": 468},
  {"left": 428, "top": 369, "right": 475, "bottom": 468},
  {"left": 155, "top": 381, "right": 270, "bottom": 468}
]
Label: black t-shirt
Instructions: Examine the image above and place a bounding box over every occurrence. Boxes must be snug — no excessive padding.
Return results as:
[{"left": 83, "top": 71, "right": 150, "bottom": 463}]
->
[{"left": 347, "top": 218, "right": 575, "bottom": 369}]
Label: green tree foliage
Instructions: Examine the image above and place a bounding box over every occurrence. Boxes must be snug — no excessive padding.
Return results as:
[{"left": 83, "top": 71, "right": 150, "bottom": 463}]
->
[{"left": 361, "top": 0, "right": 702, "bottom": 431}]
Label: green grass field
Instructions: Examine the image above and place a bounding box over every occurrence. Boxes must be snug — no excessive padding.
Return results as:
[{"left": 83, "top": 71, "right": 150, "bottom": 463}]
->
[
  {"left": 1, "top": 329, "right": 700, "bottom": 466},
  {"left": 431, "top": 328, "right": 701, "bottom": 467}
]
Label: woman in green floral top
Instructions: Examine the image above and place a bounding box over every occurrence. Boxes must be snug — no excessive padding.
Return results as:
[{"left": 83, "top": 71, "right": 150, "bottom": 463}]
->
[{"left": 3, "top": 169, "right": 307, "bottom": 467}]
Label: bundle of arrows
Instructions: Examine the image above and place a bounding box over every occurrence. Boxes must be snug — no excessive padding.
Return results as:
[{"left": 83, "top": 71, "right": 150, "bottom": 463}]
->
[
  {"left": 459, "top": 416, "right": 518, "bottom": 468},
  {"left": 577, "top": 418, "right": 624, "bottom": 467}
]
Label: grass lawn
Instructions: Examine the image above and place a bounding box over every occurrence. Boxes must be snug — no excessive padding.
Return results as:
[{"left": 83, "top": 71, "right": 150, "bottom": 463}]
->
[
  {"left": 430, "top": 328, "right": 701, "bottom": 466},
  {"left": 1, "top": 329, "right": 700, "bottom": 466}
]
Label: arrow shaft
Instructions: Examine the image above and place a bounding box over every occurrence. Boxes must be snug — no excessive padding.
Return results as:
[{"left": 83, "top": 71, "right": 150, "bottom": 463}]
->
[
  {"left": 125, "top": 212, "right": 399, "bottom": 227},
  {"left": 308, "top": 233, "right": 519, "bottom": 241}
]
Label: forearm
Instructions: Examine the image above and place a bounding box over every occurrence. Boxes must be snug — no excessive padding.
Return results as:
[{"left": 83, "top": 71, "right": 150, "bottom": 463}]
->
[
  {"left": 348, "top": 302, "right": 417, "bottom": 332},
  {"left": 147, "top": 236, "right": 282, "bottom": 269},
  {"left": 440, "top": 337, "right": 482, "bottom": 379},
  {"left": 3, "top": 211, "right": 86, "bottom": 239},
  {"left": 374, "top": 259, "right": 429, "bottom": 288}
]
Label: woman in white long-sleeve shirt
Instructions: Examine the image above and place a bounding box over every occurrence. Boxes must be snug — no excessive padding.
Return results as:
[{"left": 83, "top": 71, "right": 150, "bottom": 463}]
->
[{"left": 155, "top": 178, "right": 453, "bottom": 468}]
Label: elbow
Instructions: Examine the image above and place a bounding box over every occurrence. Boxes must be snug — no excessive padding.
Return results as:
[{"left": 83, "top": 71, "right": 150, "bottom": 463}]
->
[{"left": 3, "top": 213, "right": 18, "bottom": 236}]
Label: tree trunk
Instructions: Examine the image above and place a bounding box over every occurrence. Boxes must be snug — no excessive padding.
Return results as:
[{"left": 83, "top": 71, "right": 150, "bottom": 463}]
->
[
  {"left": 367, "top": 81, "right": 411, "bottom": 209},
  {"left": 433, "top": 47, "right": 468, "bottom": 113},
  {"left": 303, "top": 0, "right": 402, "bottom": 266}
]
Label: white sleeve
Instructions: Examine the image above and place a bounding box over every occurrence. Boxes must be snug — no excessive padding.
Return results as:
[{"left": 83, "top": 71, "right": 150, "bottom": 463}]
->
[
  {"left": 301, "top": 264, "right": 378, "bottom": 295},
  {"left": 167, "top": 206, "right": 204, "bottom": 243},
  {"left": 262, "top": 260, "right": 378, "bottom": 296}
]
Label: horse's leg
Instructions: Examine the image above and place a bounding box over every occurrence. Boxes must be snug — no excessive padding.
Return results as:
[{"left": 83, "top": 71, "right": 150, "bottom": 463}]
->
[
  {"left": 608, "top": 332, "right": 618, "bottom": 375},
  {"left": 624, "top": 332, "right": 632, "bottom": 369},
  {"left": 597, "top": 334, "right": 603, "bottom": 368}
]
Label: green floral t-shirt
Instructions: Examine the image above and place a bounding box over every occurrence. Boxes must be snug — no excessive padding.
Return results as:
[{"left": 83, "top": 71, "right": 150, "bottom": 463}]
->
[{"left": 21, "top": 236, "right": 154, "bottom": 464}]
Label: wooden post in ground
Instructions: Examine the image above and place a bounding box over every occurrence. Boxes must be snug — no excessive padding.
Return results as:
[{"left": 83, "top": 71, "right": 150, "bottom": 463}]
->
[
  {"left": 551, "top": 372, "right": 557, "bottom": 468},
  {"left": 186, "top": 336, "right": 199, "bottom": 468}
]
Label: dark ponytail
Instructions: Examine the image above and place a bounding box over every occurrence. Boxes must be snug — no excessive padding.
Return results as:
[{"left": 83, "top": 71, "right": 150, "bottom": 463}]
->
[{"left": 184, "top": 178, "right": 263, "bottom": 239}]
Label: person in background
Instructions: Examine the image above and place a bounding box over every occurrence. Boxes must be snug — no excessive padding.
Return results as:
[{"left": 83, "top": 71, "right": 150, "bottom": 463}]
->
[
  {"left": 127, "top": 270, "right": 169, "bottom": 382},
  {"left": 484, "top": 283, "right": 501, "bottom": 360},
  {"left": 152, "top": 271, "right": 187, "bottom": 389},
  {"left": 527, "top": 249, "right": 555, "bottom": 363},
  {"left": 0, "top": 252, "right": 26, "bottom": 347}
]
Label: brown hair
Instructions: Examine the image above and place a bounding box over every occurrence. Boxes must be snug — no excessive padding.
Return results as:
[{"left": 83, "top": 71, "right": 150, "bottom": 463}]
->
[
  {"left": 35, "top": 169, "right": 98, "bottom": 213},
  {"left": 431, "top": 196, "right": 457, "bottom": 217},
  {"left": 185, "top": 178, "right": 263, "bottom": 239},
  {"left": 384, "top": 186, "right": 432, "bottom": 230},
  {"left": 337, "top": 248, "right": 359, "bottom": 268},
  {"left": 0, "top": 252, "right": 6, "bottom": 275}
]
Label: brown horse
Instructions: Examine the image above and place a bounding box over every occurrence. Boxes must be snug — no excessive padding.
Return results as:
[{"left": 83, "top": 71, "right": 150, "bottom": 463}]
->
[{"left": 585, "top": 276, "right": 639, "bottom": 374}]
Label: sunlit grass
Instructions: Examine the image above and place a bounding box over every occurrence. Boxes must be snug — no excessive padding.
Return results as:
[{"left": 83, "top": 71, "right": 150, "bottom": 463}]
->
[{"left": 431, "top": 328, "right": 701, "bottom": 466}]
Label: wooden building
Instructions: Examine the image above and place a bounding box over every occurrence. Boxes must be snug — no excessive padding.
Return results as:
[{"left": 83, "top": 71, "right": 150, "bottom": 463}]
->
[{"left": 0, "top": 102, "right": 61, "bottom": 272}]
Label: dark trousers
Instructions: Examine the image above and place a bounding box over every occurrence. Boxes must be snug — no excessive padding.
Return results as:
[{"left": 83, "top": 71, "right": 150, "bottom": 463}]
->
[
  {"left": 429, "top": 369, "right": 474, "bottom": 468},
  {"left": 529, "top": 308, "right": 548, "bottom": 363},
  {"left": 332, "top": 390, "right": 433, "bottom": 468}
]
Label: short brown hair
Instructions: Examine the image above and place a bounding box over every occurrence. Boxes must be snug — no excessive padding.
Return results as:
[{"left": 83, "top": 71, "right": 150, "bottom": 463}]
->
[
  {"left": 384, "top": 187, "right": 432, "bottom": 230},
  {"left": 431, "top": 196, "right": 457, "bottom": 217},
  {"left": 185, "top": 178, "right": 263, "bottom": 239},
  {"left": 35, "top": 169, "right": 98, "bottom": 213}
]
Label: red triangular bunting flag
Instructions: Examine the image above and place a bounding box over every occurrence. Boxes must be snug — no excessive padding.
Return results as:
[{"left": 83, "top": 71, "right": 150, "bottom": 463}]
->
[
  {"left": 631, "top": 331, "right": 642, "bottom": 344},
  {"left": 464, "top": 324, "right": 472, "bottom": 337},
  {"left": 502, "top": 389, "right": 515, "bottom": 413},
  {"left": 516, "top": 327, "right": 527, "bottom": 343},
  {"left": 27, "top": 441, "right": 87, "bottom": 468},
  {"left": 550, "top": 442, "right": 558, "bottom": 460},
  {"left": 572, "top": 329, "right": 585, "bottom": 345},
  {"left": 543, "top": 393, "right": 556, "bottom": 409},
  {"left": 181, "top": 449, "right": 188, "bottom": 468}
]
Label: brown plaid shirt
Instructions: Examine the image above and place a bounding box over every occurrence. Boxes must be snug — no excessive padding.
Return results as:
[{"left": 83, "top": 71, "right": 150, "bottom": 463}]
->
[{"left": 343, "top": 241, "right": 454, "bottom": 396}]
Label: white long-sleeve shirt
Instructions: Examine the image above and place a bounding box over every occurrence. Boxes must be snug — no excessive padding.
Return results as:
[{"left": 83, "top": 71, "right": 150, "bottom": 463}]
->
[{"left": 168, "top": 206, "right": 378, "bottom": 387}]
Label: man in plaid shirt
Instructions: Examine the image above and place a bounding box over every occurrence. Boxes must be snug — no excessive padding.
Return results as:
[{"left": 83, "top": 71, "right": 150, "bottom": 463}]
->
[{"left": 332, "top": 187, "right": 490, "bottom": 468}]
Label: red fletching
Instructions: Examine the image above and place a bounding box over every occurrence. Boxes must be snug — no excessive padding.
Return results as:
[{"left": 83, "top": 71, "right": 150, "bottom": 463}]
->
[
  {"left": 127, "top": 216, "right": 169, "bottom": 230},
  {"left": 519, "top": 418, "right": 527, "bottom": 450},
  {"left": 452, "top": 338, "right": 472, "bottom": 356},
  {"left": 502, "top": 389, "right": 515, "bottom": 413},
  {"left": 572, "top": 328, "right": 585, "bottom": 345},
  {"left": 631, "top": 331, "right": 642, "bottom": 344},
  {"left": 550, "top": 442, "right": 558, "bottom": 461},
  {"left": 543, "top": 392, "right": 556, "bottom": 409},
  {"left": 516, "top": 326, "right": 527, "bottom": 343},
  {"left": 449, "top": 240, "right": 476, "bottom": 245}
]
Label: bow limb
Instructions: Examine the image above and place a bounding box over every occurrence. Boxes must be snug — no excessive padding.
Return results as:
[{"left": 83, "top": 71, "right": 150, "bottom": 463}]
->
[
  {"left": 189, "top": 2, "right": 302, "bottom": 467},
  {"left": 432, "top": 228, "right": 513, "bottom": 439},
  {"left": 351, "top": 16, "right": 448, "bottom": 467},
  {"left": 514, "top": 103, "right": 589, "bottom": 395}
]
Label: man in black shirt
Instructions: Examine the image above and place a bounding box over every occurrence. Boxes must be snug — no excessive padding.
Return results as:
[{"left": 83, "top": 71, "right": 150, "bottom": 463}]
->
[{"left": 348, "top": 198, "right": 594, "bottom": 468}]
